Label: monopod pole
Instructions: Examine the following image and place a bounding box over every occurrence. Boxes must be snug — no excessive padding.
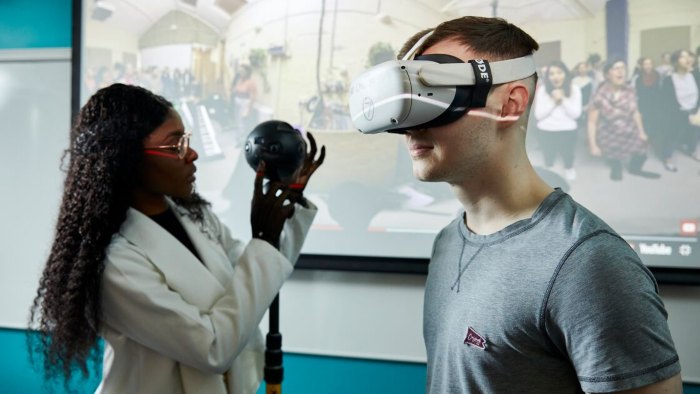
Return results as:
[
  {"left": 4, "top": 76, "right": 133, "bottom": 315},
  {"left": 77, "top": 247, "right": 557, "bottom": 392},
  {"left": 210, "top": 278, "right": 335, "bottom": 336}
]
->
[{"left": 264, "top": 294, "right": 283, "bottom": 394}]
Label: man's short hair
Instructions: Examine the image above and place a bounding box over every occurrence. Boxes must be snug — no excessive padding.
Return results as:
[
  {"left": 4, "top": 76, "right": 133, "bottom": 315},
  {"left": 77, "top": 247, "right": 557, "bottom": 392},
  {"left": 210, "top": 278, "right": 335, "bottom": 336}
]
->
[{"left": 398, "top": 16, "right": 539, "bottom": 62}]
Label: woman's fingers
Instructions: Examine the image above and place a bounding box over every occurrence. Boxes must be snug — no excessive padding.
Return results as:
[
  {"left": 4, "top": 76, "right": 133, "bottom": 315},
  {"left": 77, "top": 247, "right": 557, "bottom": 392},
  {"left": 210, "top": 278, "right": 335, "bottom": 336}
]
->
[
  {"left": 254, "top": 161, "right": 266, "bottom": 198},
  {"left": 315, "top": 146, "right": 326, "bottom": 167},
  {"left": 307, "top": 132, "right": 318, "bottom": 158}
]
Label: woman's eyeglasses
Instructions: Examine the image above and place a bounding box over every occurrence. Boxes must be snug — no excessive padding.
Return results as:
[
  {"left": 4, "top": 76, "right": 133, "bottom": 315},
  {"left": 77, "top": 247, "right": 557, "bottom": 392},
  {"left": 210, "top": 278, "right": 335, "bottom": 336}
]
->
[{"left": 144, "top": 132, "right": 191, "bottom": 159}]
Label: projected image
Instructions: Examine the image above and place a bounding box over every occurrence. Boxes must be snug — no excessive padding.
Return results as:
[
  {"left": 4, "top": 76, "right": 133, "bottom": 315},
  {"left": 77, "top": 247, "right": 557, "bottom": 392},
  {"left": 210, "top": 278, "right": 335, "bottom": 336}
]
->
[{"left": 81, "top": 0, "right": 700, "bottom": 268}]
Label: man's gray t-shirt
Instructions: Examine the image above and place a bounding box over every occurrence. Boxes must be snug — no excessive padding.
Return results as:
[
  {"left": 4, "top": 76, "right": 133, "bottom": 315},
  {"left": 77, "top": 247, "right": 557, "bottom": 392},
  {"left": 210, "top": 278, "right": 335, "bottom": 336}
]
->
[{"left": 424, "top": 189, "right": 680, "bottom": 393}]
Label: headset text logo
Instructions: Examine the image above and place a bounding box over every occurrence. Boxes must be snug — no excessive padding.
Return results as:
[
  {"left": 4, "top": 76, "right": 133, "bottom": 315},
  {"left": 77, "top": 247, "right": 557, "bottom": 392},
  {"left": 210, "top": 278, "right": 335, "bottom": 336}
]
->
[{"left": 474, "top": 59, "right": 490, "bottom": 83}]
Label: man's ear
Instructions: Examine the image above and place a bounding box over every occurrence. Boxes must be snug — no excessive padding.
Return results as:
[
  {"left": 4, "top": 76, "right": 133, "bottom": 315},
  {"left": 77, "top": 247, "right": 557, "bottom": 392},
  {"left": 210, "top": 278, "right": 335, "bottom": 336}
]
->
[{"left": 500, "top": 82, "right": 530, "bottom": 119}]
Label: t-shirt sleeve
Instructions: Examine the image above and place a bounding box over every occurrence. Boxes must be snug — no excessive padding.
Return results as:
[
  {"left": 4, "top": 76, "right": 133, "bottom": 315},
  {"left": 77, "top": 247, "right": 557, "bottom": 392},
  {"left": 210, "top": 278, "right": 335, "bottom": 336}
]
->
[{"left": 543, "top": 231, "right": 680, "bottom": 393}]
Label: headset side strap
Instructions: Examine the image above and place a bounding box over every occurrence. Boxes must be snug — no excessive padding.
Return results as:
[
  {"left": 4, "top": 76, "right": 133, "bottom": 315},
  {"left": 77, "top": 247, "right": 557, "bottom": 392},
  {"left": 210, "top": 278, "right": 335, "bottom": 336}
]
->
[
  {"left": 419, "top": 55, "right": 536, "bottom": 86},
  {"left": 489, "top": 55, "right": 537, "bottom": 84}
]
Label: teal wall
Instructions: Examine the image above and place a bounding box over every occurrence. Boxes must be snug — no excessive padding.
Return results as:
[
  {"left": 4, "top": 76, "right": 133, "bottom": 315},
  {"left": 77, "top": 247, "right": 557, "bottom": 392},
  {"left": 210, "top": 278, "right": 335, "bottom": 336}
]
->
[
  {"left": 4, "top": 327, "right": 700, "bottom": 393},
  {"left": 1, "top": 1, "right": 699, "bottom": 393},
  {"left": 0, "top": 0, "right": 71, "bottom": 49},
  {"left": 1, "top": 328, "right": 426, "bottom": 394}
]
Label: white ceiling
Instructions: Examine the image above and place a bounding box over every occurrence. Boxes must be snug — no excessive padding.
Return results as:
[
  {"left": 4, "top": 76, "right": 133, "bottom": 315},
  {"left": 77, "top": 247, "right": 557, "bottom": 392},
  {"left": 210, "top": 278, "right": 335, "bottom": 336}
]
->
[
  {"left": 440, "top": 0, "right": 609, "bottom": 24},
  {"left": 86, "top": 0, "right": 609, "bottom": 38},
  {"left": 86, "top": 0, "right": 243, "bottom": 36}
]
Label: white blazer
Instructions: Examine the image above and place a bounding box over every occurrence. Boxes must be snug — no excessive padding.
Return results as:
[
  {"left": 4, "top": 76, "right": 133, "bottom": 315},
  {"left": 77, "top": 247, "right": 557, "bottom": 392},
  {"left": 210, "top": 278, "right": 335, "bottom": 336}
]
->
[{"left": 96, "top": 200, "right": 316, "bottom": 394}]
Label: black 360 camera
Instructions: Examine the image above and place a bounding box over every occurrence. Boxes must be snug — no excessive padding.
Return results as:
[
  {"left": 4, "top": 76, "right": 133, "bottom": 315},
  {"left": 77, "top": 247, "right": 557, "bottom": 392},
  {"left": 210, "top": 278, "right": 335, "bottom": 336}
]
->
[{"left": 244, "top": 120, "right": 306, "bottom": 181}]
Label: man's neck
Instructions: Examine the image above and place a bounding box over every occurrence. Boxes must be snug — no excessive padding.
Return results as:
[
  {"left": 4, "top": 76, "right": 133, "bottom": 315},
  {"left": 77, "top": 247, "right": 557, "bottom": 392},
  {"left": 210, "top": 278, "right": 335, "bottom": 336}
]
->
[{"left": 451, "top": 161, "right": 553, "bottom": 235}]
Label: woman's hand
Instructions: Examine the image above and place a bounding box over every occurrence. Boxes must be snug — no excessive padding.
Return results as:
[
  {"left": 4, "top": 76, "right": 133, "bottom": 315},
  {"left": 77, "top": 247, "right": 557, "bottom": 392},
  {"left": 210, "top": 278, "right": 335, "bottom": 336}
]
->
[
  {"left": 689, "top": 110, "right": 700, "bottom": 127},
  {"left": 551, "top": 89, "right": 564, "bottom": 104},
  {"left": 589, "top": 143, "right": 602, "bottom": 157},
  {"left": 250, "top": 161, "right": 295, "bottom": 249},
  {"left": 286, "top": 132, "right": 326, "bottom": 205}
]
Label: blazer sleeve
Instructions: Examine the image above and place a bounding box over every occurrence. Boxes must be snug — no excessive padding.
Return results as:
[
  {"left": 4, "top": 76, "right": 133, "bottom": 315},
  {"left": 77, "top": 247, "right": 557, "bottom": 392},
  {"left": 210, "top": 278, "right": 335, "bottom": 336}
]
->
[
  {"left": 101, "top": 233, "right": 294, "bottom": 374},
  {"left": 212, "top": 200, "right": 318, "bottom": 267},
  {"left": 279, "top": 199, "right": 318, "bottom": 264}
]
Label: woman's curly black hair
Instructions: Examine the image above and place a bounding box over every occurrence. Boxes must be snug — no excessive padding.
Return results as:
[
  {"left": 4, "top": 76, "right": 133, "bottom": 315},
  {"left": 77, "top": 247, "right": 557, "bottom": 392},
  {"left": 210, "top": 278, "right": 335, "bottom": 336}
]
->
[{"left": 29, "top": 83, "right": 208, "bottom": 384}]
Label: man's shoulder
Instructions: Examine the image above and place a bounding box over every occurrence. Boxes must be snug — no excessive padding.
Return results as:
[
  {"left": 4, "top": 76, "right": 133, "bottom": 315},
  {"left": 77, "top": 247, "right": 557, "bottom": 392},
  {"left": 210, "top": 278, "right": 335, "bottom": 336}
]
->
[
  {"left": 436, "top": 213, "right": 464, "bottom": 236},
  {"left": 546, "top": 192, "right": 618, "bottom": 240},
  {"left": 551, "top": 197, "right": 649, "bottom": 282}
]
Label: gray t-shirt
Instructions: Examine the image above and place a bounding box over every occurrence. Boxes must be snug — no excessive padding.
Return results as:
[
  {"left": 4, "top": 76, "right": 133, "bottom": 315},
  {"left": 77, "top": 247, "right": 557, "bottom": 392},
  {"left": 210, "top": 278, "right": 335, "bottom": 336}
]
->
[{"left": 424, "top": 189, "right": 680, "bottom": 393}]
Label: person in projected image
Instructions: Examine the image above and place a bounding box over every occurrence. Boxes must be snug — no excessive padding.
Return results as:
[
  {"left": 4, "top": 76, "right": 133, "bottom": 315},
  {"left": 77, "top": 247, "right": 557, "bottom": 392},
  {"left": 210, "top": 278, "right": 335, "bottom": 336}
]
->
[
  {"left": 534, "top": 60, "right": 582, "bottom": 181},
  {"left": 657, "top": 51, "right": 673, "bottom": 77},
  {"left": 588, "top": 59, "right": 660, "bottom": 180},
  {"left": 231, "top": 62, "right": 259, "bottom": 140},
  {"left": 29, "top": 83, "right": 324, "bottom": 393},
  {"left": 571, "top": 61, "right": 594, "bottom": 122},
  {"left": 660, "top": 49, "right": 700, "bottom": 167},
  {"left": 694, "top": 47, "right": 700, "bottom": 175},
  {"left": 633, "top": 57, "right": 666, "bottom": 170},
  {"left": 393, "top": 17, "right": 681, "bottom": 393}
]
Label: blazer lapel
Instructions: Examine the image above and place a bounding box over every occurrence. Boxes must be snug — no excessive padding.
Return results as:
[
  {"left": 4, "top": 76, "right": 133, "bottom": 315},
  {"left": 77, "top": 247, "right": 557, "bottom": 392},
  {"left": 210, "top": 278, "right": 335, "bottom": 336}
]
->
[
  {"left": 119, "top": 208, "right": 226, "bottom": 309},
  {"left": 173, "top": 208, "right": 235, "bottom": 290}
]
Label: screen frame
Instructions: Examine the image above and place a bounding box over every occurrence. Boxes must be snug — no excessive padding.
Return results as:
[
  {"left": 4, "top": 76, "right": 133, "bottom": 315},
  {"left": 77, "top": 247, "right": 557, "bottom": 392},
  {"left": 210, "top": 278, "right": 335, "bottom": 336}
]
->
[
  {"left": 294, "top": 255, "right": 700, "bottom": 286},
  {"left": 70, "top": 0, "right": 700, "bottom": 286}
]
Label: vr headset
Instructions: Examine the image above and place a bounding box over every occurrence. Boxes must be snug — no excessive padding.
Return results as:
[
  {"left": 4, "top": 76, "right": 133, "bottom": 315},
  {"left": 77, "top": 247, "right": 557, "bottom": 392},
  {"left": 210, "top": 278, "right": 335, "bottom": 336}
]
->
[{"left": 348, "top": 35, "right": 537, "bottom": 134}]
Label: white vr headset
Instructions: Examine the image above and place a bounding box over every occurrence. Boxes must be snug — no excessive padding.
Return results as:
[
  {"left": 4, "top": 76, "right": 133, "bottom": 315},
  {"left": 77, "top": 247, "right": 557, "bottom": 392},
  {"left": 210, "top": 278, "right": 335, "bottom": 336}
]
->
[{"left": 348, "top": 37, "right": 537, "bottom": 134}]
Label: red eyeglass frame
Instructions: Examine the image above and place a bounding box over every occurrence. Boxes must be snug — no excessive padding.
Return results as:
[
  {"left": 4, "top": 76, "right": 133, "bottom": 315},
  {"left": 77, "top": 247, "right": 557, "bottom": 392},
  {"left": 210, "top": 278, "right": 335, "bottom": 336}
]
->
[{"left": 144, "top": 132, "right": 191, "bottom": 159}]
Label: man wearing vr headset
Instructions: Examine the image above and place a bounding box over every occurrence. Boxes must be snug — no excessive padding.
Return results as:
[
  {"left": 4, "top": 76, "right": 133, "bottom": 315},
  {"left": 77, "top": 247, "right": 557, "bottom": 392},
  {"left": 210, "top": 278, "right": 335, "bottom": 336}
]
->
[{"left": 351, "top": 16, "right": 681, "bottom": 393}]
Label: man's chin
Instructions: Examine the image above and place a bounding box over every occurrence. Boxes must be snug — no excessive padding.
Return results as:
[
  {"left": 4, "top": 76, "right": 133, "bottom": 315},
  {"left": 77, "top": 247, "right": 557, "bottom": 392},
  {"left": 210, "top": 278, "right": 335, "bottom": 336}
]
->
[{"left": 413, "top": 168, "right": 437, "bottom": 182}]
